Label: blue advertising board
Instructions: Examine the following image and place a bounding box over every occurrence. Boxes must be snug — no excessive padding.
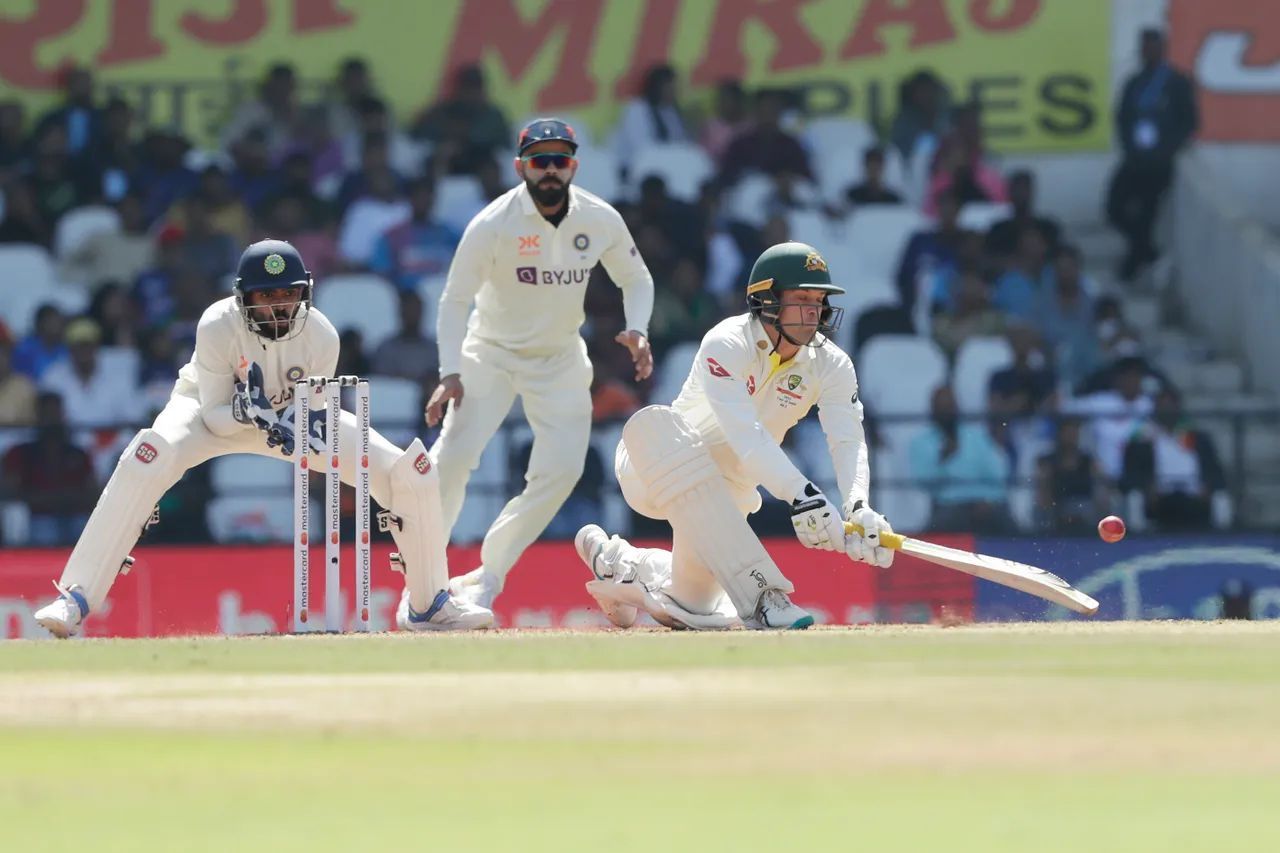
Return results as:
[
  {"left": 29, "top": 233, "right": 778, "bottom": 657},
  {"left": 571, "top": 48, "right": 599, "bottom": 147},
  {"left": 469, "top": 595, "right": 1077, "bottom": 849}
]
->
[{"left": 972, "top": 536, "right": 1280, "bottom": 621}]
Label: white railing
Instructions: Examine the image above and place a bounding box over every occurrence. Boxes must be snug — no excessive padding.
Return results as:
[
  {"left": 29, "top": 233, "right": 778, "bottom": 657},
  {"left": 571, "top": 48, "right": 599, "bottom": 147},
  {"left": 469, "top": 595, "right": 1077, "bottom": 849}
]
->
[{"left": 1171, "top": 150, "right": 1280, "bottom": 397}]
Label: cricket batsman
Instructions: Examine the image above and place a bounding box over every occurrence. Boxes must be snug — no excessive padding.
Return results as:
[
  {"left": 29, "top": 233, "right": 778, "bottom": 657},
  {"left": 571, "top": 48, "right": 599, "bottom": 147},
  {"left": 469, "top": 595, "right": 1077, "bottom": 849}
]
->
[
  {"left": 575, "top": 242, "right": 895, "bottom": 630},
  {"left": 33, "top": 239, "right": 493, "bottom": 637},
  {"left": 425, "top": 118, "right": 654, "bottom": 609}
]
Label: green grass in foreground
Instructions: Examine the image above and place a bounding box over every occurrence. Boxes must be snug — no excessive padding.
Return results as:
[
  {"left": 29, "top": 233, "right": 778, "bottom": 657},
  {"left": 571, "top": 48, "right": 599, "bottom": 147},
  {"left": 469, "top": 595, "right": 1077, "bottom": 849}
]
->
[{"left": 1, "top": 623, "right": 1277, "bottom": 852}]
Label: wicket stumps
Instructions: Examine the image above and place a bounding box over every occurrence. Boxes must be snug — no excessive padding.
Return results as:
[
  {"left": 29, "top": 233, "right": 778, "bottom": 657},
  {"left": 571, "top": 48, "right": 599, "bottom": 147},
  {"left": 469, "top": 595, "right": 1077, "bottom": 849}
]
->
[{"left": 292, "top": 376, "right": 371, "bottom": 633}]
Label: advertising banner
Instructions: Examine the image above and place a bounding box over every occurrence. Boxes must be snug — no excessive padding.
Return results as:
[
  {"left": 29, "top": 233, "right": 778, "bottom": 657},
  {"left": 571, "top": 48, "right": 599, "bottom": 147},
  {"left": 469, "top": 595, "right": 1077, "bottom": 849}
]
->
[
  {"left": 0, "top": 0, "right": 1111, "bottom": 152},
  {"left": 973, "top": 535, "right": 1280, "bottom": 621}
]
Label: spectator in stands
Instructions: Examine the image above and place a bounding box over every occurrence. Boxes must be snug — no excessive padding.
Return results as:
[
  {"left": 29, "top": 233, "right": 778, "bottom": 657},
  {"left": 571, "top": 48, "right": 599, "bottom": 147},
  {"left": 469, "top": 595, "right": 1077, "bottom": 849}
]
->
[
  {"left": 227, "top": 126, "right": 282, "bottom": 213},
  {"left": 342, "top": 96, "right": 423, "bottom": 178},
  {"left": 700, "top": 80, "right": 749, "bottom": 164},
  {"left": 169, "top": 165, "right": 252, "bottom": 247},
  {"left": 0, "top": 100, "right": 26, "bottom": 175},
  {"left": 76, "top": 96, "right": 138, "bottom": 203},
  {"left": 985, "top": 170, "right": 1061, "bottom": 261},
  {"left": 325, "top": 57, "right": 376, "bottom": 143},
  {"left": 719, "top": 88, "right": 813, "bottom": 187},
  {"left": 281, "top": 103, "right": 346, "bottom": 189},
  {"left": 1067, "top": 355, "right": 1154, "bottom": 481},
  {"left": 613, "top": 64, "right": 691, "bottom": 171},
  {"left": 335, "top": 328, "right": 372, "bottom": 378},
  {"left": 133, "top": 227, "right": 187, "bottom": 330},
  {"left": 412, "top": 65, "right": 510, "bottom": 174},
  {"left": 1036, "top": 244, "right": 1100, "bottom": 390},
  {"left": 221, "top": 62, "right": 299, "bottom": 159},
  {"left": 369, "top": 175, "right": 459, "bottom": 290},
  {"left": 133, "top": 126, "right": 197, "bottom": 225},
  {"left": 909, "top": 384, "right": 1012, "bottom": 532},
  {"left": 0, "top": 331, "right": 37, "bottom": 426},
  {"left": 39, "top": 318, "right": 135, "bottom": 430},
  {"left": 0, "top": 177, "right": 52, "bottom": 246},
  {"left": 337, "top": 132, "right": 404, "bottom": 213},
  {"left": 989, "top": 324, "right": 1057, "bottom": 418},
  {"left": 12, "top": 304, "right": 67, "bottom": 380},
  {"left": 845, "top": 145, "right": 903, "bottom": 208},
  {"left": 338, "top": 152, "right": 410, "bottom": 267},
  {"left": 372, "top": 290, "right": 438, "bottom": 384},
  {"left": 931, "top": 264, "right": 1006, "bottom": 357},
  {"left": 137, "top": 326, "right": 180, "bottom": 414},
  {"left": 890, "top": 69, "right": 951, "bottom": 160},
  {"left": 1093, "top": 295, "right": 1136, "bottom": 360},
  {"left": 34, "top": 66, "right": 100, "bottom": 157},
  {"left": 86, "top": 283, "right": 139, "bottom": 349},
  {"left": 61, "top": 192, "right": 154, "bottom": 291},
  {"left": 896, "top": 189, "right": 964, "bottom": 315},
  {"left": 266, "top": 151, "right": 334, "bottom": 229},
  {"left": 170, "top": 198, "right": 238, "bottom": 283},
  {"left": 649, "top": 257, "right": 721, "bottom": 353},
  {"left": 1121, "top": 387, "right": 1226, "bottom": 530},
  {"left": 993, "top": 224, "right": 1048, "bottom": 321},
  {"left": 925, "top": 103, "right": 1006, "bottom": 216},
  {"left": 1108, "top": 28, "right": 1198, "bottom": 281},
  {"left": 1, "top": 392, "right": 97, "bottom": 545},
  {"left": 259, "top": 194, "right": 340, "bottom": 281},
  {"left": 23, "top": 123, "right": 85, "bottom": 228},
  {"left": 1034, "top": 416, "right": 1106, "bottom": 532},
  {"left": 634, "top": 174, "right": 704, "bottom": 261}
]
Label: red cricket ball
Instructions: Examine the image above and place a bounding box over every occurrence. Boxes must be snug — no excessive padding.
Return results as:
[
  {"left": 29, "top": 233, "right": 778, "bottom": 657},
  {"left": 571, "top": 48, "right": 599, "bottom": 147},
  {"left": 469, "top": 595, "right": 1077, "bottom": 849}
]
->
[{"left": 1098, "top": 515, "right": 1126, "bottom": 543}]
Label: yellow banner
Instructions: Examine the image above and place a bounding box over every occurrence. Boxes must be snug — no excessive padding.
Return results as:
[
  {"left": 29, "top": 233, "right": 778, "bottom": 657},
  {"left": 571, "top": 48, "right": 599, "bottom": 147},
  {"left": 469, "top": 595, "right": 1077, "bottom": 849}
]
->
[{"left": 0, "top": 0, "right": 1111, "bottom": 152}]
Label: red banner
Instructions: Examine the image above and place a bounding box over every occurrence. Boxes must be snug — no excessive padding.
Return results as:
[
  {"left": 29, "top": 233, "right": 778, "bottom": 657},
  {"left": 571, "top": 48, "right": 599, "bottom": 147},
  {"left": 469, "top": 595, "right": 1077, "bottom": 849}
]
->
[{"left": 0, "top": 536, "right": 974, "bottom": 638}]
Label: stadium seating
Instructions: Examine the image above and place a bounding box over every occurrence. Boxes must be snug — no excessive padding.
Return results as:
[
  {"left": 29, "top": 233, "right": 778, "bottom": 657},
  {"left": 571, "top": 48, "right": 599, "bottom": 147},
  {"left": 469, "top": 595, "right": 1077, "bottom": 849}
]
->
[
  {"left": 210, "top": 453, "right": 293, "bottom": 496},
  {"left": 0, "top": 244, "right": 88, "bottom": 333},
  {"left": 958, "top": 202, "right": 1012, "bottom": 233},
  {"left": 846, "top": 206, "right": 928, "bottom": 283},
  {"left": 366, "top": 375, "right": 422, "bottom": 447},
  {"left": 206, "top": 495, "right": 298, "bottom": 543},
  {"left": 313, "top": 273, "right": 400, "bottom": 349},
  {"left": 54, "top": 205, "right": 121, "bottom": 261},
  {"left": 628, "top": 143, "right": 713, "bottom": 203},
  {"left": 571, "top": 145, "right": 621, "bottom": 202},
  {"left": 858, "top": 335, "right": 947, "bottom": 416},
  {"left": 952, "top": 335, "right": 1014, "bottom": 415},
  {"left": 434, "top": 175, "right": 487, "bottom": 233}
]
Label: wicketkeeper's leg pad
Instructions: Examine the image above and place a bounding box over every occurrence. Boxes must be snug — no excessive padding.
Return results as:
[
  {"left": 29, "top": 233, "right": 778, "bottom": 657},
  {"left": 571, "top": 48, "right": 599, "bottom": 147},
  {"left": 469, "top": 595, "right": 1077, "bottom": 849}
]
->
[
  {"left": 385, "top": 438, "right": 449, "bottom": 613},
  {"left": 620, "top": 406, "right": 792, "bottom": 618}
]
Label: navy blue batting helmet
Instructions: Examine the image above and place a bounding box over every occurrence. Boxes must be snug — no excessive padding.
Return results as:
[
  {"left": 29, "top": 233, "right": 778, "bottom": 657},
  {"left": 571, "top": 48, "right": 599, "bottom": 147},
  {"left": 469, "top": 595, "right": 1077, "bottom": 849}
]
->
[
  {"left": 233, "top": 239, "right": 313, "bottom": 341},
  {"left": 517, "top": 118, "right": 578, "bottom": 154}
]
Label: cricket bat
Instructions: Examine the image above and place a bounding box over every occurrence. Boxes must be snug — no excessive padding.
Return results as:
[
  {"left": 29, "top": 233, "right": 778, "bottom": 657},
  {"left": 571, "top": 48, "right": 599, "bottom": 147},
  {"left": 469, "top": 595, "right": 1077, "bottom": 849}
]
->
[{"left": 845, "top": 522, "right": 1099, "bottom": 616}]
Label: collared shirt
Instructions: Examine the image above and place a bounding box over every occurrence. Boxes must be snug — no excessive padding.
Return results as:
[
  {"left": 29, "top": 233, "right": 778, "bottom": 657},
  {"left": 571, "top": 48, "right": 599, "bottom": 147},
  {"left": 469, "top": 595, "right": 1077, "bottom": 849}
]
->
[
  {"left": 435, "top": 183, "right": 653, "bottom": 376},
  {"left": 173, "top": 297, "right": 339, "bottom": 437},
  {"left": 672, "top": 313, "right": 870, "bottom": 507}
]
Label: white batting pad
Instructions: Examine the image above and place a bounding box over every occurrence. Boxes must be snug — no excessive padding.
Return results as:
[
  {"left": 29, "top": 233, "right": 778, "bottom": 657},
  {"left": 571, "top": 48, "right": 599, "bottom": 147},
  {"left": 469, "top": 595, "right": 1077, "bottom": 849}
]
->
[{"left": 387, "top": 438, "right": 450, "bottom": 612}]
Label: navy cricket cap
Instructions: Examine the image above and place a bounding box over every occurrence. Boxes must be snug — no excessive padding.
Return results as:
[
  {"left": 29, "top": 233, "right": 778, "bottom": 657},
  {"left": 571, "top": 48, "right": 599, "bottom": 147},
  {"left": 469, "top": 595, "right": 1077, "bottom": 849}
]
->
[
  {"left": 517, "top": 118, "right": 578, "bottom": 154},
  {"left": 235, "top": 239, "right": 310, "bottom": 291}
]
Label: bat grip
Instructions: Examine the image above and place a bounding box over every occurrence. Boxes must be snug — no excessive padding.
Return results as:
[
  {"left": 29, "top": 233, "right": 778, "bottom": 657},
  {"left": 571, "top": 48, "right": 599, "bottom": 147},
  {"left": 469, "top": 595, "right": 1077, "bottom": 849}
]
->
[{"left": 844, "top": 521, "right": 906, "bottom": 550}]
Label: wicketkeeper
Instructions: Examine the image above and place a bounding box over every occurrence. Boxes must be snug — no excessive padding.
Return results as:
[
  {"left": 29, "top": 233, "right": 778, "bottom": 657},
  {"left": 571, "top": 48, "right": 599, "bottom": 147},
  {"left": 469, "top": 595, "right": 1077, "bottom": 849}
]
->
[
  {"left": 575, "top": 241, "right": 895, "bottom": 630},
  {"left": 33, "top": 240, "right": 492, "bottom": 637}
]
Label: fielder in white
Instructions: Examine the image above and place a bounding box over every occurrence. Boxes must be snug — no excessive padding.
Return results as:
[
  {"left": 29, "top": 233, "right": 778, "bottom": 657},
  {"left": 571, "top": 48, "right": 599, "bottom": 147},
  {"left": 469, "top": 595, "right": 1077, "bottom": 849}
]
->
[
  {"left": 575, "top": 241, "right": 896, "bottom": 630},
  {"left": 425, "top": 117, "right": 654, "bottom": 608},
  {"left": 33, "top": 239, "right": 492, "bottom": 638}
]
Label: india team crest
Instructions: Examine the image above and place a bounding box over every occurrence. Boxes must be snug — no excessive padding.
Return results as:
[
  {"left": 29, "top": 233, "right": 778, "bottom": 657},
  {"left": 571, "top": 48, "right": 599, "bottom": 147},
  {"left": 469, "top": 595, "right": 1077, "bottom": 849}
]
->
[
  {"left": 286, "top": 366, "right": 305, "bottom": 382},
  {"left": 573, "top": 233, "right": 590, "bottom": 251},
  {"left": 264, "top": 253, "right": 286, "bottom": 275},
  {"left": 804, "top": 251, "right": 827, "bottom": 273}
]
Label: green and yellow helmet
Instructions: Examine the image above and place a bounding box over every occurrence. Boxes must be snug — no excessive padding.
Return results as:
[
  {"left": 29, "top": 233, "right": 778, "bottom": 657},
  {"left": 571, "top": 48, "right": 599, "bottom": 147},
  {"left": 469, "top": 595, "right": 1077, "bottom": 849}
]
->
[{"left": 746, "top": 241, "right": 846, "bottom": 347}]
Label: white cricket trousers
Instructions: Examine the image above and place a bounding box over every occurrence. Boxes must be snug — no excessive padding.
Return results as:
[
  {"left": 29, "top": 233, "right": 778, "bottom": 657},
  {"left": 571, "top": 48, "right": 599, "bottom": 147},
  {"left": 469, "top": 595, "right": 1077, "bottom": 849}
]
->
[{"left": 430, "top": 335, "right": 593, "bottom": 579}]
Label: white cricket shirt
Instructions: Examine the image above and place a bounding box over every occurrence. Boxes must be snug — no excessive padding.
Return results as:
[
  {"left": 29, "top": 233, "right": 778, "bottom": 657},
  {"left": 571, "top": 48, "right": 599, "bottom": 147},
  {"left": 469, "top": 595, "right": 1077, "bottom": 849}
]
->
[
  {"left": 173, "top": 296, "right": 340, "bottom": 437},
  {"left": 673, "top": 313, "right": 871, "bottom": 508},
  {"left": 436, "top": 183, "right": 654, "bottom": 376}
]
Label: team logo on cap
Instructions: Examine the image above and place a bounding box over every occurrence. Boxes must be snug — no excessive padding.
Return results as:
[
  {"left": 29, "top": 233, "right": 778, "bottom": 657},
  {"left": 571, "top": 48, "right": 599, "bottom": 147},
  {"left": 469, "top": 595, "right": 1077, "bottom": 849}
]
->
[
  {"left": 804, "top": 251, "right": 827, "bottom": 273},
  {"left": 264, "top": 253, "right": 286, "bottom": 275}
]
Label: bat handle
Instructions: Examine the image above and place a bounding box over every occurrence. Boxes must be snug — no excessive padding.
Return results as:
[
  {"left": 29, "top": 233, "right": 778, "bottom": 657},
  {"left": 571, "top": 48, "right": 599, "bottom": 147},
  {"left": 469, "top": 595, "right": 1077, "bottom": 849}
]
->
[{"left": 844, "top": 521, "right": 906, "bottom": 550}]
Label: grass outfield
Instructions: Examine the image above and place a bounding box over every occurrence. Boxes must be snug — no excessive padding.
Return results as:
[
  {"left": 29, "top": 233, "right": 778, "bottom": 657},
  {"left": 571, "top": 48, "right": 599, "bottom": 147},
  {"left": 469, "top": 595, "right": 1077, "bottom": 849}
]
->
[{"left": 1, "top": 623, "right": 1278, "bottom": 852}]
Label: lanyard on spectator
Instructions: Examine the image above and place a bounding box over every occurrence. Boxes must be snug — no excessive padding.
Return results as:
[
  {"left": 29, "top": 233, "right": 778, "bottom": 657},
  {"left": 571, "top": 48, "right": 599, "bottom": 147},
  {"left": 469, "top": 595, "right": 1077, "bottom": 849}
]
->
[{"left": 1136, "top": 64, "right": 1169, "bottom": 113}]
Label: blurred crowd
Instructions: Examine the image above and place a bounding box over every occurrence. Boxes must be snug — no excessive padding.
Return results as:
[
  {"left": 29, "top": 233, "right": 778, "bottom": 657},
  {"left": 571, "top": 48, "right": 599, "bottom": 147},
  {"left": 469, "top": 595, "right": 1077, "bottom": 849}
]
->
[{"left": 0, "top": 30, "right": 1225, "bottom": 545}]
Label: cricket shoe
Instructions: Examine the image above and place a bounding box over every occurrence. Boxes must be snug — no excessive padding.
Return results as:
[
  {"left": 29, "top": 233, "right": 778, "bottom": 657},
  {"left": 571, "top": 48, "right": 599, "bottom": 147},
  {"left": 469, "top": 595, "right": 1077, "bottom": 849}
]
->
[
  {"left": 575, "top": 524, "right": 639, "bottom": 629},
  {"left": 33, "top": 583, "right": 90, "bottom": 639},
  {"left": 741, "top": 588, "right": 814, "bottom": 631},
  {"left": 396, "top": 589, "right": 494, "bottom": 631},
  {"left": 447, "top": 566, "right": 503, "bottom": 609}
]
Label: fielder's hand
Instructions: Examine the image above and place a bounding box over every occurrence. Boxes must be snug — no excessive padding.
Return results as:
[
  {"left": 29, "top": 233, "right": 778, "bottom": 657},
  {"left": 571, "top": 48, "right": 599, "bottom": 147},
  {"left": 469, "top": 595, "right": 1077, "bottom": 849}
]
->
[
  {"left": 843, "top": 499, "right": 895, "bottom": 568},
  {"left": 789, "top": 482, "right": 844, "bottom": 551},
  {"left": 231, "top": 360, "right": 276, "bottom": 432},
  {"left": 615, "top": 330, "right": 653, "bottom": 381},
  {"left": 425, "top": 374, "right": 464, "bottom": 427}
]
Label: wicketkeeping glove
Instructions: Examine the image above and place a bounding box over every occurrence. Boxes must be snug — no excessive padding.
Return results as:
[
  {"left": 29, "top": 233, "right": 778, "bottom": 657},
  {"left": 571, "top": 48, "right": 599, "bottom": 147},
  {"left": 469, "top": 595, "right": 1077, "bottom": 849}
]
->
[
  {"left": 268, "top": 402, "right": 329, "bottom": 457},
  {"left": 789, "top": 482, "right": 845, "bottom": 551},
  {"left": 231, "top": 361, "right": 276, "bottom": 433},
  {"left": 844, "top": 499, "right": 895, "bottom": 568}
]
